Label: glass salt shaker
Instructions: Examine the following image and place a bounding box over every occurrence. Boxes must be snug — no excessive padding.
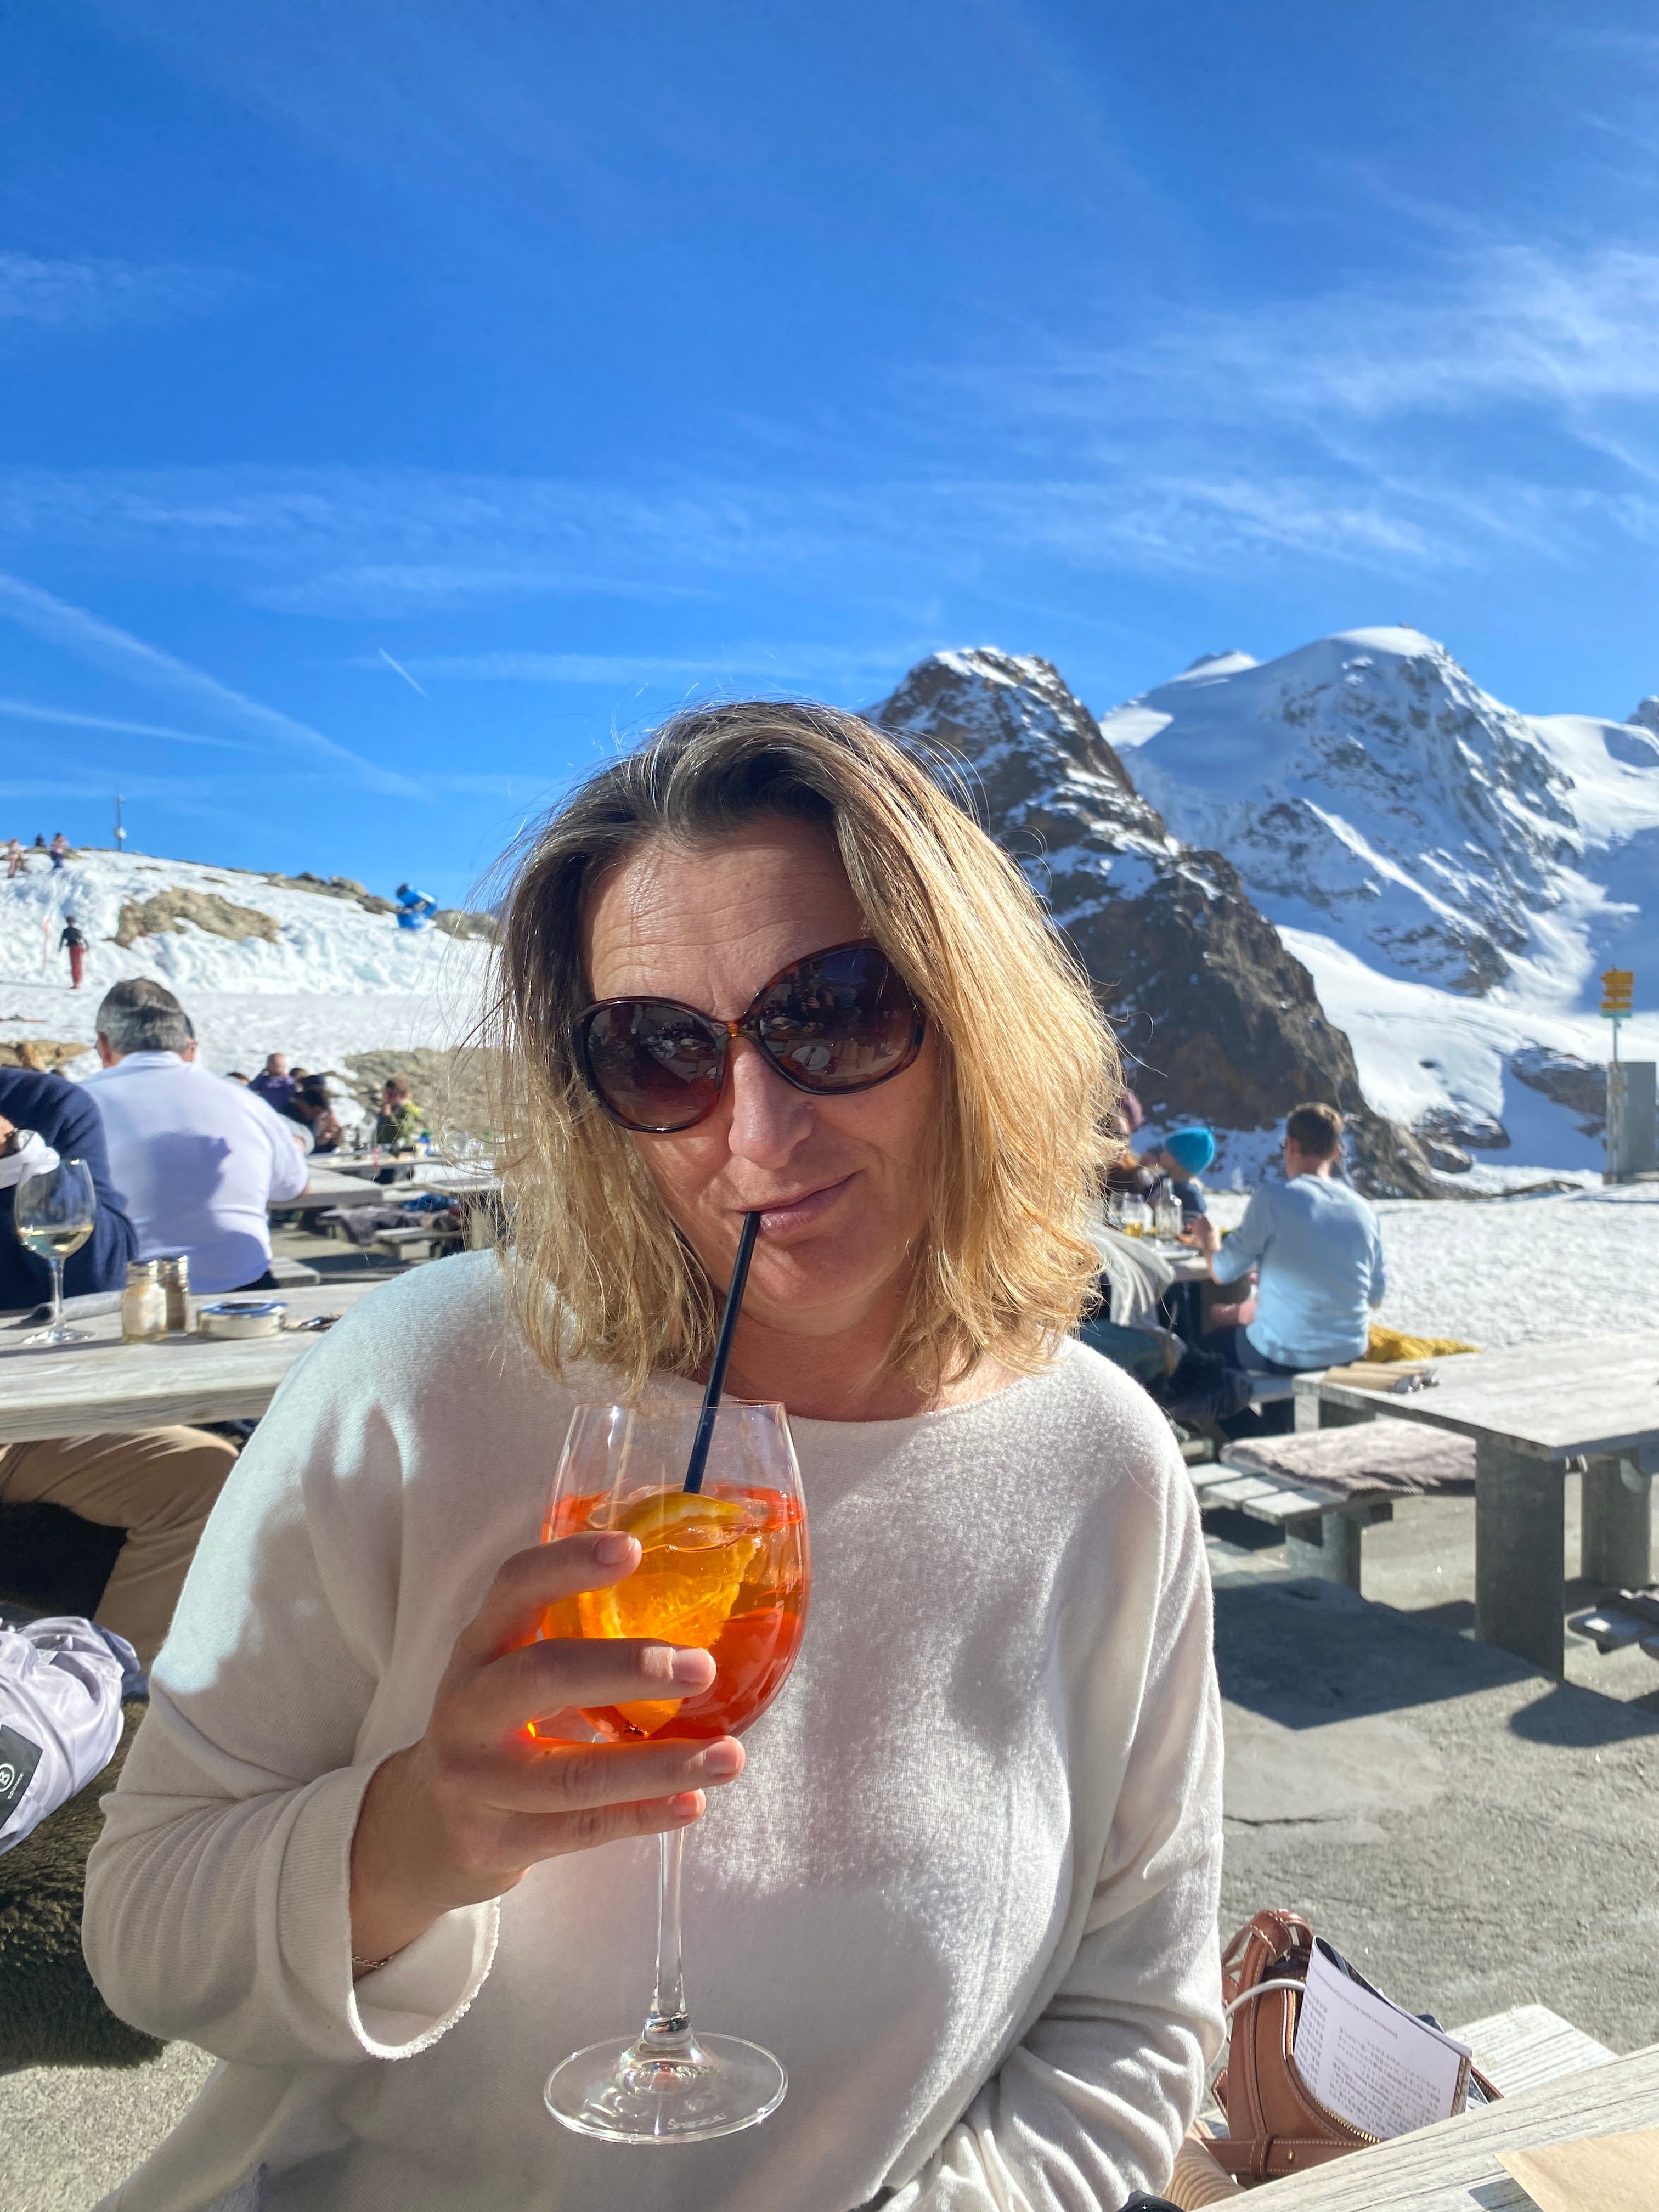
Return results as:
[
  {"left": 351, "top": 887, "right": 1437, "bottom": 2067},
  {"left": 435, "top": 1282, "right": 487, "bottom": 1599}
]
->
[
  {"left": 159, "top": 1253, "right": 191, "bottom": 1334},
  {"left": 121, "top": 1260, "right": 166, "bottom": 1343}
]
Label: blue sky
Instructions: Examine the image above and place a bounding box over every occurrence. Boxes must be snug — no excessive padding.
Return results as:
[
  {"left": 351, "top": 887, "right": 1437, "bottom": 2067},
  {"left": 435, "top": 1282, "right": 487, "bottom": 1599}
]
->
[{"left": 4, "top": 0, "right": 1658, "bottom": 904}]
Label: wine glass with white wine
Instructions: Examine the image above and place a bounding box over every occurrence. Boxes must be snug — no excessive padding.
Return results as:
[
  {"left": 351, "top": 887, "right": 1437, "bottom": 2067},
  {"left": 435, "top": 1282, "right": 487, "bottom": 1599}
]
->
[{"left": 14, "top": 1159, "right": 98, "bottom": 1345}]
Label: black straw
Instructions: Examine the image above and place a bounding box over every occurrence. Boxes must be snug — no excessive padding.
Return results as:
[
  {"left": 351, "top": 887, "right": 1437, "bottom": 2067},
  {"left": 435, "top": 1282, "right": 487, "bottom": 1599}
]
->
[{"left": 683, "top": 1210, "right": 761, "bottom": 1495}]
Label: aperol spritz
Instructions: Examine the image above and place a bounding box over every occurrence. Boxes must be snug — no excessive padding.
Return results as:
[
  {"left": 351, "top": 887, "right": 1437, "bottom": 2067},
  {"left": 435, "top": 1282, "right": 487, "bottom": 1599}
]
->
[{"left": 538, "top": 1399, "right": 809, "bottom": 2145}]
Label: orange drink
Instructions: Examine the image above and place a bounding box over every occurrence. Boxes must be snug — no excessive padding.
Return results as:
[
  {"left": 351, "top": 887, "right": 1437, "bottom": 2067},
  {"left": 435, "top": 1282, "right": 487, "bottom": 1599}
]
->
[{"left": 541, "top": 1485, "right": 808, "bottom": 1741}]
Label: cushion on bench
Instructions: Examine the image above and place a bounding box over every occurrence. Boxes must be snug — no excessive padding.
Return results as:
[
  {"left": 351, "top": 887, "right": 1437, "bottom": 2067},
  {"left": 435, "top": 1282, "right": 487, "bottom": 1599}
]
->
[{"left": 1221, "top": 1421, "right": 1475, "bottom": 1498}]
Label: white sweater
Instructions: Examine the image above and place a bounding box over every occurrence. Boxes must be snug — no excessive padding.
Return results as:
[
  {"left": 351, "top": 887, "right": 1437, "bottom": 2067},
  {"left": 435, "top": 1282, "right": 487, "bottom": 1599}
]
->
[{"left": 84, "top": 1252, "right": 1224, "bottom": 2212}]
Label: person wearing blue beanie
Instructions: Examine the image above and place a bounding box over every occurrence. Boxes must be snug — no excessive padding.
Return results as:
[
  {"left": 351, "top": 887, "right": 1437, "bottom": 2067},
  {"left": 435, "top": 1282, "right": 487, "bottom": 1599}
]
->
[{"left": 1146, "top": 1126, "right": 1216, "bottom": 1219}]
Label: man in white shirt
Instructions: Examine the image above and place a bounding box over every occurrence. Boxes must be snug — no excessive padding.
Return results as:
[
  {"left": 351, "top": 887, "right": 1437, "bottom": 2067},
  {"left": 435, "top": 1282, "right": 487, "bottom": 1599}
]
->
[{"left": 81, "top": 979, "right": 310, "bottom": 1294}]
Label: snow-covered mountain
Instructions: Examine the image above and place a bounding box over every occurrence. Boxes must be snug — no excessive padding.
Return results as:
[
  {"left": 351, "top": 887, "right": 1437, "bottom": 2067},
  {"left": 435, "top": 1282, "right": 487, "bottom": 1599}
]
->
[
  {"left": 872, "top": 649, "right": 1435, "bottom": 1194},
  {"left": 0, "top": 848, "right": 490, "bottom": 1082},
  {"left": 1099, "top": 629, "right": 1659, "bottom": 1169}
]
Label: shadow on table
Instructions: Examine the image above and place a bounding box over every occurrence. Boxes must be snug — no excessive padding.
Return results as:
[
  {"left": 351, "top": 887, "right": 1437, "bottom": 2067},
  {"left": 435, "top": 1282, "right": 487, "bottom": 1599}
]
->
[{"left": 1215, "top": 1576, "right": 1659, "bottom": 1745}]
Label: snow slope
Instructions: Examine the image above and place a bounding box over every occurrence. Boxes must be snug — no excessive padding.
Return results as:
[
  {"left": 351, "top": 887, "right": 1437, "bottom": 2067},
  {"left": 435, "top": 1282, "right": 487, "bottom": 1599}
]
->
[
  {"left": 1099, "top": 630, "right": 1659, "bottom": 1165},
  {"left": 0, "top": 848, "right": 489, "bottom": 1080}
]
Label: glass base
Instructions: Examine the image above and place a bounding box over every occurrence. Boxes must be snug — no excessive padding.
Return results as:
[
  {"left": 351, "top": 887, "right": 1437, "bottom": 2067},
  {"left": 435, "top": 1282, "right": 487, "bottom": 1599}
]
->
[
  {"left": 545, "top": 2027, "right": 786, "bottom": 2144},
  {"left": 21, "top": 1323, "right": 93, "bottom": 1347}
]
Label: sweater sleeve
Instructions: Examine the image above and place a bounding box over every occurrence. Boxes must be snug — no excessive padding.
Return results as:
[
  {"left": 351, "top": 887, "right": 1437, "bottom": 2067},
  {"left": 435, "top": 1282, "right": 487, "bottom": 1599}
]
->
[
  {"left": 58, "top": 1081, "right": 140, "bottom": 1297},
  {"left": 885, "top": 1466, "right": 1226, "bottom": 2211},
  {"left": 1210, "top": 1189, "right": 1268, "bottom": 1286},
  {"left": 82, "top": 1350, "right": 497, "bottom": 2068}
]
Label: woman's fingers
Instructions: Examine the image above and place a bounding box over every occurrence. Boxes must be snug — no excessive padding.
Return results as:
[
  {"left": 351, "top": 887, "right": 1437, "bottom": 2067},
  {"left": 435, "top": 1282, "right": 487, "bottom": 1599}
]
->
[
  {"left": 465, "top": 1632, "right": 715, "bottom": 1742},
  {"left": 488, "top": 1732, "right": 744, "bottom": 1815},
  {"left": 500, "top": 1787, "right": 709, "bottom": 1865},
  {"left": 459, "top": 1532, "right": 642, "bottom": 1663}
]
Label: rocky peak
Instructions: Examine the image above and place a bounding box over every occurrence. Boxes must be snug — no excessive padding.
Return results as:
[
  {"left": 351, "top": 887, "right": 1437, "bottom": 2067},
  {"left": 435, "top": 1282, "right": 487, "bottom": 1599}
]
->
[
  {"left": 870, "top": 650, "right": 1435, "bottom": 1195},
  {"left": 1104, "top": 627, "right": 1581, "bottom": 995}
]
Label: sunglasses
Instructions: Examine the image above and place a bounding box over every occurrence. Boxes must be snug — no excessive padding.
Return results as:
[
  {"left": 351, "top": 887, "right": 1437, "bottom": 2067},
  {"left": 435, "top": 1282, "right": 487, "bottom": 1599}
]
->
[{"left": 575, "top": 940, "right": 926, "bottom": 1134}]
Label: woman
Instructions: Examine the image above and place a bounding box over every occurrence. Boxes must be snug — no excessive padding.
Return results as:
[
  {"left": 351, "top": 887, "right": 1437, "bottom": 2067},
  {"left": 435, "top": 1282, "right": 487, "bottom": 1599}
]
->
[{"left": 85, "top": 702, "right": 1223, "bottom": 2211}]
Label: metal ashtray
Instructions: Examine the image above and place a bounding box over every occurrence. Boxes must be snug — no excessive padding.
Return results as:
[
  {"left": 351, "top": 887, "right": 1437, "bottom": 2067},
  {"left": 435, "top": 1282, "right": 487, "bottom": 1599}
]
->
[{"left": 198, "top": 1300, "right": 289, "bottom": 1340}]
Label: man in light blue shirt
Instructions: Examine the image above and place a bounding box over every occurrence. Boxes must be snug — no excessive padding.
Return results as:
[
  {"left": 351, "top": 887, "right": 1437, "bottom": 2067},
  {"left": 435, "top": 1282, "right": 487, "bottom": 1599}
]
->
[{"left": 1189, "top": 1102, "right": 1385, "bottom": 1372}]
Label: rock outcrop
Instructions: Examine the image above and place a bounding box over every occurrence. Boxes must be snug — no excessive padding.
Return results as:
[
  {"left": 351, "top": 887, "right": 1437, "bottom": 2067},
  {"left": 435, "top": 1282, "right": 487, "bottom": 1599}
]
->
[
  {"left": 114, "top": 887, "right": 281, "bottom": 950},
  {"left": 871, "top": 649, "right": 1437, "bottom": 1197}
]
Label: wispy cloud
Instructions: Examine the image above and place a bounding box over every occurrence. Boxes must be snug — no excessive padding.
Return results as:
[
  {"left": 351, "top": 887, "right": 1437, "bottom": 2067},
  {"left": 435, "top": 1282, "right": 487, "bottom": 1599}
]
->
[
  {"left": 0, "top": 573, "right": 419, "bottom": 795},
  {"left": 376, "top": 647, "right": 427, "bottom": 698},
  {"left": 0, "top": 250, "right": 235, "bottom": 332},
  {"left": 0, "top": 697, "right": 253, "bottom": 750}
]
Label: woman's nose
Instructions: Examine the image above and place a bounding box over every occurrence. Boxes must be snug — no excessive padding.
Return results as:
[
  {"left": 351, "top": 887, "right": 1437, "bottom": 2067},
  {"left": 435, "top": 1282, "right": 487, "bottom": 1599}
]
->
[{"left": 725, "top": 1039, "right": 814, "bottom": 1166}]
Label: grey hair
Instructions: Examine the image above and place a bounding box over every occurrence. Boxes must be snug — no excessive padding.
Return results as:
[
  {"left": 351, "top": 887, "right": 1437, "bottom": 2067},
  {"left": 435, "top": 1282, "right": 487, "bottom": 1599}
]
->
[{"left": 95, "top": 978, "right": 195, "bottom": 1057}]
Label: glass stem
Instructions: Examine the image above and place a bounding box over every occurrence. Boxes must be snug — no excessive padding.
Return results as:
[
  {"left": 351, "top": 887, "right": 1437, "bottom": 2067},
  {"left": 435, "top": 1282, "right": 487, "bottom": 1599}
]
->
[
  {"left": 641, "top": 1829, "right": 690, "bottom": 2048},
  {"left": 48, "top": 1257, "right": 64, "bottom": 1333}
]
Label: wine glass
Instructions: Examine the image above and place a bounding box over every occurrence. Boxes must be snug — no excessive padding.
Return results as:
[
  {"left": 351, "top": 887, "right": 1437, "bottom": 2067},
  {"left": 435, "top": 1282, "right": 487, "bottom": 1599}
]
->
[
  {"left": 14, "top": 1159, "right": 98, "bottom": 1345},
  {"left": 539, "top": 1398, "right": 810, "bottom": 2145}
]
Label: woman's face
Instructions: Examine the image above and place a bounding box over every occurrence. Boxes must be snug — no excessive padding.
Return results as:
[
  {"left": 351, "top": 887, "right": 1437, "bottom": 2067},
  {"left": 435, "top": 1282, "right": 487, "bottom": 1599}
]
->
[{"left": 583, "top": 816, "right": 940, "bottom": 1347}]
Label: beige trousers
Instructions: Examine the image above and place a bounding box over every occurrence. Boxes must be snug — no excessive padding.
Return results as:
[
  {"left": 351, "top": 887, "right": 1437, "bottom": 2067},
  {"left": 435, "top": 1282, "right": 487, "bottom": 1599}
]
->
[{"left": 0, "top": 1427, "right": 239, "bottom": 1666}]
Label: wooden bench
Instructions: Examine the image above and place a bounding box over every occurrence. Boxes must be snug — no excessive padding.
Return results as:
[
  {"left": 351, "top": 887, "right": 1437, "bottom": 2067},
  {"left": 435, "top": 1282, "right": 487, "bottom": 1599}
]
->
[
  {"left": 1449, "top": 2003, "right": 1615, "bottom": 2098},
  {"left": 1189, "top": 1456, "right": 1398, "bottom": 1589}
]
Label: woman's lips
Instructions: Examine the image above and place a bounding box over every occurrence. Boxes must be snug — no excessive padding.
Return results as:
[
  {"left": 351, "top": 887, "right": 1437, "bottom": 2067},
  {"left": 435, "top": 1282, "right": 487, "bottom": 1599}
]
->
[{"left": 749, "top": 1175, "right": 856, "bottom": 1238}]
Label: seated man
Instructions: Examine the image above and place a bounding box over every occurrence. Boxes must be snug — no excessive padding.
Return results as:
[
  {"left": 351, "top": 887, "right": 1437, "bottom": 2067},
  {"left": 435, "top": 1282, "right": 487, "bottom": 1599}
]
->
[
  {"left": 248, "top": 1051, "right": 295, "bottom": 1113},
  {"left": 0, "top": 1060, "right": 137, "bottom": 1310},
  {"left": 1188, "top": 1101, "right": 1385, "bottom": 1373},
  {"left": 1146, "top": 1125, "right": 1215, "bottom": 1218},
  {"left": 80, "top": 979, "right": 309, "bottom": 1294},
  {"left": 372, "top": 1074, "right": 424, "bottom": 1152},
  {"left": 1, "top": 1062, "right": 235, "bottom": 1671}
]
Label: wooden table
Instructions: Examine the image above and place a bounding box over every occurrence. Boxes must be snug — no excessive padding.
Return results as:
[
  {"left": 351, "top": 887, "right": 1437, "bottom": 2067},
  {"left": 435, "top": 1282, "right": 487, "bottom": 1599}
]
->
[
  {"left": 0, "top": 1282, "right": 382, "bottom": 1442},
  {"left": 272, "top": 1167, "right": 402, "bottom": 1214},
  {"left": 1252, "top": 2040, "right": 1659, "bottom": 2209},
  {"left": 1296, "top": 1333, "right": 1659, "bottom": 1674}
]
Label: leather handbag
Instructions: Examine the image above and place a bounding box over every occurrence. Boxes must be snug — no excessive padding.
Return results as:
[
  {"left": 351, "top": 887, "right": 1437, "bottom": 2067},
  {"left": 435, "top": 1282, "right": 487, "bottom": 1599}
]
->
[{"left": 1207, "top": 1910, "right": 1502, "bottom": 2187}]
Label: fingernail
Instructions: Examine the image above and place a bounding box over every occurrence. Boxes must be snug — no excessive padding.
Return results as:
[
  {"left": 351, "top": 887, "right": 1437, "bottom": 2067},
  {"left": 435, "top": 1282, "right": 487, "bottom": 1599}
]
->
[
  {"left": 669, "top": 1791, "right": 704, "bottom": 1820},
  {"left": 696, "top": 1740, "right": 743, "bottom": 1778},
  {"left": 594, "top": 1532, "right": 637, "bottom": 1567},
  {"left": 670, "top": 1647, "right": 715, "bottom": 1685}
]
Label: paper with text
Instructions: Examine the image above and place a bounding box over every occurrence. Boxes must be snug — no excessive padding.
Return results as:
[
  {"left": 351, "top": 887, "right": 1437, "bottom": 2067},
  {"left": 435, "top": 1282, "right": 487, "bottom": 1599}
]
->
[{"left": 1292, "top": 1939, "right": 1471, "bottom": 2140}]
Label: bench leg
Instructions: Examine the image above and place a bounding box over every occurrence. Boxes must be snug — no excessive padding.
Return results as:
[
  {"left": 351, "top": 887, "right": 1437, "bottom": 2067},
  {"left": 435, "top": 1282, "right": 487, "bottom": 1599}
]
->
[
  {"left": 1475, "top": 1440, "right": 1564, "bottom": 1675},
  {"left": 1581, "top": 1456, "right": 1652, "bottom": 1590},
  {"left": 1285, "top": 1510, "right": 1364, "bottom": 1591}
]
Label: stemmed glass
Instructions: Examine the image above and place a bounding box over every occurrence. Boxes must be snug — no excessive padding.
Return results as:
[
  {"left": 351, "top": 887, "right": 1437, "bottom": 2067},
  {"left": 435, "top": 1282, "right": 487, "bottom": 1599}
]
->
[
  {"left": 539, "top": 1399, "right": 810, "bottom": 2145},
  {"left": 14, "top": 1159, "right": 98, "bottom": 1345}
]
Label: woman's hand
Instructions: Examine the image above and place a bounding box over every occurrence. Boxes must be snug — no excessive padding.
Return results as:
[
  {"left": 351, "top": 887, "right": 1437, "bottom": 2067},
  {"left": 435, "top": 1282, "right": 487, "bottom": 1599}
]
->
[{"left": 348, "top": 1531, "right": 743, "bottom": 1971}]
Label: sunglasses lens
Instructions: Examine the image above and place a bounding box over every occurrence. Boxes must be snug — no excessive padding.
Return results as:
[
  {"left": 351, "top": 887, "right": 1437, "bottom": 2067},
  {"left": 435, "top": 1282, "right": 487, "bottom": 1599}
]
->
[
  {"left": 582, "top": 1002, "right": 724, "bottom": 1131},
  {"left": 757, "top": 946, "right": 919, "bottom": 1091}
]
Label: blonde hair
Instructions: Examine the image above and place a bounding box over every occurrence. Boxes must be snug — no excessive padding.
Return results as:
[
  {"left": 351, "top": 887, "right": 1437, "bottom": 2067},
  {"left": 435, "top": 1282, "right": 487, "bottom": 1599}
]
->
[{"left": 487, "top": 699, "right": 1118, "bottom": 1394}]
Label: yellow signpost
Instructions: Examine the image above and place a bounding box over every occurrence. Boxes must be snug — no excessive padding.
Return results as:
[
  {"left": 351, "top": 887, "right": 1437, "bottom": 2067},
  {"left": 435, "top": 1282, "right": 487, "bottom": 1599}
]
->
[{"left": 1601, "top": 969, "right": 1634, "bottom": 1060}]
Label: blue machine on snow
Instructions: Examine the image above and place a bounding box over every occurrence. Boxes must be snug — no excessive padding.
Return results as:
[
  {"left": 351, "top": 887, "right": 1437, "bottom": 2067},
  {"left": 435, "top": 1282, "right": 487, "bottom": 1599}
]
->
[{"left": 395, "top": 883, "right": 438, "bottom": 932}]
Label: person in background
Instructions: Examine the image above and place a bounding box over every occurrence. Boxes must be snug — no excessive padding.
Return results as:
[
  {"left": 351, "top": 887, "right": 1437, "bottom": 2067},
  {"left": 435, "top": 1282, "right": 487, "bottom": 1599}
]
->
[
  {"left": 49, "top": 831, "right": 69, "bottom": 870},
  {"left": 80, "top": 980, "right": 310, "bottom": 1293},
  {"left": 1187, "top": 1101, "right": 1385, "bottom": 1374},
  {"left": 0, "top": 1063, "right": 230, "bottom": 1669},
  {"left": 249, "top": 1052, "right": 295, "bottom": 1113},
  {"left": 394, "top": 882, "right": 438, "bottom": 930},
  {"left": 59, "top": 913, "right": 88, "bottom": 990},
  {"left": 5, "top": 836, "right": 21, "bottom": 878},
  {"left": 1103, "top": 1087, "right": 1157, "bottom": 1198},
  {"left": 372, "top": 1075, "right": 424, "bottom": 1151},
  {"left": 283, "top": 1074, "right": 343, "bottom": 1154},
  {"left": 1146, "top": 1125, "right": 1215, "bottom": 1220},
  {"left": 0, "top": 1060, "right": 136, "bottom": 1311}
]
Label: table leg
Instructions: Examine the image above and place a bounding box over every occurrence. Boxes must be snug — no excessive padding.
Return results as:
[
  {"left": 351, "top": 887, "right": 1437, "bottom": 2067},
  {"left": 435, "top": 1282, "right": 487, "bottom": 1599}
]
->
[
  {"left": 1285, "top": 1510, "right": 1364, "bottom": 1591},
  {"left": 1581, "top": 1456, "right": 1652, "bottom": 1590},
  {"left": 1475, "top": 1440, "right": 1564, "bottom": 1675}
]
